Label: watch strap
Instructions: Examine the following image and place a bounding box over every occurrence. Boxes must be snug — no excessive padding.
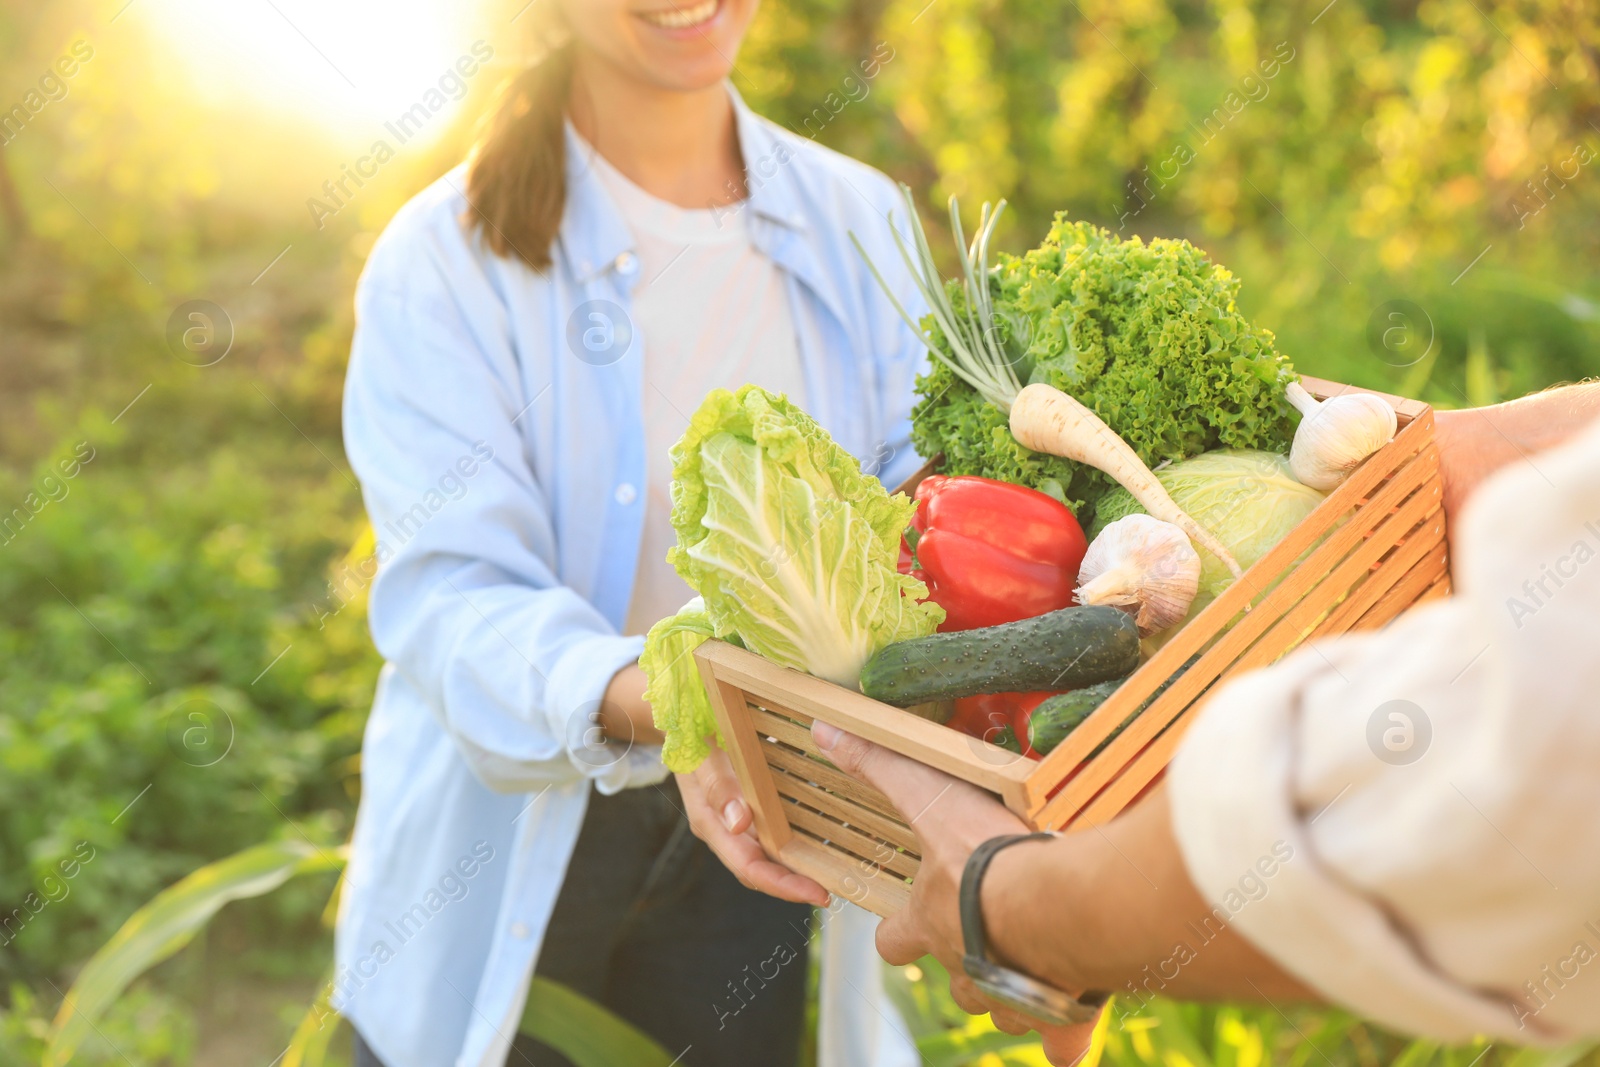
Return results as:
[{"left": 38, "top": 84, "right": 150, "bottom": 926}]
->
[
  {"left": 960, "top": 831, "right": 1110, "bottom": 1026},
  {"left": 959, "top": 832, "right": 1055, "bottom": 963}
]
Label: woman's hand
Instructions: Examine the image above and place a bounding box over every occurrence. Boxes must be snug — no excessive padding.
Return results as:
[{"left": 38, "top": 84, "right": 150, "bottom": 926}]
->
[
  {"left": 600, "top": 663, "right": 823, "bottom": 903},
  {"left": 812, "top": 720, "right": 1102, "bottom": 1065},
  {"left": 676, "top": 742, "right": 831, "bottom": 907}
]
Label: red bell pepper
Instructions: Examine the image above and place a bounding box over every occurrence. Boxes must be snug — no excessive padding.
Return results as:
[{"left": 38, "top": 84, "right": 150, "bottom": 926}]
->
[
  {"left": 902, "top": 474, "right": 1087, "bottom": 632},
  {"left": 950, "top": 690, "right": 1054, "bottom": 760}
]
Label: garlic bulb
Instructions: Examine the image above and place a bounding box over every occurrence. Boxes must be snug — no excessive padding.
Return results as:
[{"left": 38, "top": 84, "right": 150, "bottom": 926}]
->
[
  {"left": 1076, "top": 515, "right": 1201, "bottom": 636},
  {"left": 1286, "top": 381, "right": 1397, "bottom": 491}
]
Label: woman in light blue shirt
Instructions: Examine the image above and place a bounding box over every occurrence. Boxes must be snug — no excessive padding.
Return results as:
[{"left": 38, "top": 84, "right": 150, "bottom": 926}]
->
[{"left": 334, "top": 2, "right": 929, "bottom": 1066}]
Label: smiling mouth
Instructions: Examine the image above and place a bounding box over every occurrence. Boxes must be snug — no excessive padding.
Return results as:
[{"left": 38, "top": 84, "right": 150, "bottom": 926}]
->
[{"left": 637, "top": 0, "right": 719, "bottom": 30}]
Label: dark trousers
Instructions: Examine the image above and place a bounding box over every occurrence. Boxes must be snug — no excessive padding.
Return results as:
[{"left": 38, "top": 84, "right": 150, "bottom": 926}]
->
[{"left": 353, "top": 779, "right": 812, "bottom": 1067}]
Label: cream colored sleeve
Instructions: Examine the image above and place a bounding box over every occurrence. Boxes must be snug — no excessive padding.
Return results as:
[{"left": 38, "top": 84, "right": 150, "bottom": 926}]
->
[{"left": 1167, "top": 417, "right": 1600, "bottom": 1044}]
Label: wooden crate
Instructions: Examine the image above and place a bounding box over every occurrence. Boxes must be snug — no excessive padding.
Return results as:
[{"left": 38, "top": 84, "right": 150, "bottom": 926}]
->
[{"left": 695, "top": 377, "right": 1449, "bottom": 917}]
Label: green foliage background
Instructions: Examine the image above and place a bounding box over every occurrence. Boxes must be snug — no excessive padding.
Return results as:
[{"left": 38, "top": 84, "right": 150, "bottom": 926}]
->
[{"left": 0, "top": 0, "right": 1596, "bottom": 1062}]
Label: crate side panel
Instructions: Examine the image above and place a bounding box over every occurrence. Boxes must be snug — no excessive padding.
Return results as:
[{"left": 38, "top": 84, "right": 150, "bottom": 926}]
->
[
  {"left": 1027, "top": 441, "right": 1438, "bottom": 822},
  {"left": 1353, "top": 539, "right": 1450, "bottom": 631},
  {"left": 769, "top": 770, "right": 922, "bottom": 856},
  {"left": 780, "top": 799, "right": 920, "bottom": 879},
  {"left": 1064, "top": 535, "right": 1450, "bottom": 833},
  {"left": 698, "top": 660, "right": 793, "bottom": 857},
  {"left": 777, "top": 837, "right": 911, "bottom": 918},
  {"left": 762, "top": 740, "right": 905, "bottom": 825},
  {"left": 1023, "top": 412, "right": 1434, "bottom": 806}
]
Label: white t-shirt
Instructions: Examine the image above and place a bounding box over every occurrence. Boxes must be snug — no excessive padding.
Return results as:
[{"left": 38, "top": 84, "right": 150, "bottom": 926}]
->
[{"left": 576, "top": 138, "right": 808, "bottom": 636}]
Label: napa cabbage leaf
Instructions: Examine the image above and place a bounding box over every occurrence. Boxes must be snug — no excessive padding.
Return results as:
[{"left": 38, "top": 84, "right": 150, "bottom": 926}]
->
[{"left": 641, "top": 385, "right": 943, "bottom": 772}]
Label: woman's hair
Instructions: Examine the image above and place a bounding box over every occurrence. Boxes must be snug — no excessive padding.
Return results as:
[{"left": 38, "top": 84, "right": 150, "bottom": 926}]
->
[{"left": 464, "top": 6, "right": 573, "bottom": 272}]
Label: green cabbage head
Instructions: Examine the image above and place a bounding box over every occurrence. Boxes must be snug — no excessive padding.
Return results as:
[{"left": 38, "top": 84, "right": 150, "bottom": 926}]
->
[{"left": 1092, "top": 449, "right": 1326, "bottom": 640}]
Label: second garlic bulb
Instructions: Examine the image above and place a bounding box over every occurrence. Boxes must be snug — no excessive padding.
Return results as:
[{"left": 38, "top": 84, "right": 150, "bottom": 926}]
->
[
  {"left": 1286, "top": 380, "right": 1398, "bottom": 491},
  {"left": 1076, "top": 514, "right": 1202, "bottom": 636}
]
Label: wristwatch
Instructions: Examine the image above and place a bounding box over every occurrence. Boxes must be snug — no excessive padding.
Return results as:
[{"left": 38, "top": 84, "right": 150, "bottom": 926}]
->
[{"left": 959, "top": 832, "right": 1109, "bottom": 1026}]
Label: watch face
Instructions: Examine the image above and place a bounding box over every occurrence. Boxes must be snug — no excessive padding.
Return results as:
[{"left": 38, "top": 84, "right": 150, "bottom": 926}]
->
[{"left": 964, "top": 956, "right": 1106, "bottom": 1027}]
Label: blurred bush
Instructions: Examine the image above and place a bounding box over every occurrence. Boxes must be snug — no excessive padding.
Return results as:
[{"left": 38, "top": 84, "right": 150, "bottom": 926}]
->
[{"left": 738, "top": 0, "right": 1600, "bottom": 403}]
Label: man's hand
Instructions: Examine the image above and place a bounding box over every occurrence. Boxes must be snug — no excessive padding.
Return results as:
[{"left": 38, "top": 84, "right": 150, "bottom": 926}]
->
[
  {"left": 1434, "top": 384, "right": 1600, "bottom": 558},
  {"left": 812, "top": 720, "right": 1102, "bottom": 1065},
  {"left": 675, "top": 742, "right": 830, "bottom": 907}
]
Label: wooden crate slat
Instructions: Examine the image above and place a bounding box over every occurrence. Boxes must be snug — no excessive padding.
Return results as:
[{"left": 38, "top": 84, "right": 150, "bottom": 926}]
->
[
  {"left": 1353, "top": 539, "right": 1451, "bottom": 632},
  {"left": 761, "top": 739, "right": 905, "bottom": 824},
  {"left": 1025, "top": 435, "right": 1439, "bottom": 814},
  {"left": 1301, "top": 375, "right": 1429, "bottom": 423},
  {"left": 698, "top": 659, "right": 793, "bottom": 858},
  {"left": 1309, "top": 513, "right": 1446, "bottom": 641},
  {"left": 1064, "top": 738, "right": 1183, "bottom": 832},
  {"left": 770, "top": 770, "right": 921, "bottom": 856},
  {"left": 749, "top": 705, "right": 819, "bottom": 751},
  {"left": 1414, "top": 570, "right": 1453, "bottom": 606},
  {"left": 780, "top": 799, "right": 921, "bottom": 880},
  {"left": 776, "top": 836, "right": 911, "bottom": 918}
]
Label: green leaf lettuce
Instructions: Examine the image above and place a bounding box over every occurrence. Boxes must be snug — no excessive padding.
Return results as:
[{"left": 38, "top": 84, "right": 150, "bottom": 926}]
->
[{"left": 910, "top": 214, "right": 1299, "bottom": 518}]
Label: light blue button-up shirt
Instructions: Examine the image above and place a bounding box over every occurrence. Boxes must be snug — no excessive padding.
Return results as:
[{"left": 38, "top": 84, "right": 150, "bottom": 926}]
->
[{"left": 334, "top": 87, "right": 929, "bottom": 1067}]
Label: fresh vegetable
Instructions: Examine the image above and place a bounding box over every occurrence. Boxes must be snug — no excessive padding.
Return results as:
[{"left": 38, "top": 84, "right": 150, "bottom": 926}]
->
[
  {"left": 1008, "top": 384, "right": 1243, "bottom": 577},
  {"left": 857, "top": 605, "right": 1139, "bottom": 707},
  {"left": 1075, "top": 515, "right": 1201, "bottom": 636},
  {"left": 1285, "top": 381, "right": 1397, "bottom": 490},
  {"left": 1027, "top": 656, "right": 1198, "bottom": 756},
  {"left": 1091, "top": 449, "right": 1326, "bottom": 633},
  {"left": 1027, "top": 677, "right": 1126, "bottom": 756},
  {"left": 857, "top": 190, "right": 1264, "bottom": 576},
  {"left": 640, "top": 600, "right": 721, "bottom": 773},
  {"left": 642, "top": 385, "right": 945, "bottom": 772},
  {"left": 903, "top": 474, "right": 1086, "bottom": 632},
  {"left": 950, "top": 689, "right": 1056, "bottom": 757},
  {"left": 856, "top": 190, "right": 1296, "bottom": 527}
]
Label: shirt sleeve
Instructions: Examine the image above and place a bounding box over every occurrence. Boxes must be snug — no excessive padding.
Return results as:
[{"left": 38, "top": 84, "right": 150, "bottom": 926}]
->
[
  {"left": 1167, "top": 417, "right": 1600, "bottom": 1044},
  {"left": 342, "top": 211, "right": 664, "bottom": 796}
]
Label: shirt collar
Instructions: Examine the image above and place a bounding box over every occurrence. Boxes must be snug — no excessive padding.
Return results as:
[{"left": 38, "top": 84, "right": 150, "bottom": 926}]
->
[
  {"left": 558, "top": 82, "right": 806, "bottom": 285},
  {"left": 728, "top": 84, "right": 810, "bottom": 235}
]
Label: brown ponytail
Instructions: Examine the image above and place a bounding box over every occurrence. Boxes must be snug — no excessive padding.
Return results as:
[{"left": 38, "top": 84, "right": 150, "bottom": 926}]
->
[{"left": 464, "top": 9, "right": 573, "bottom": 272}]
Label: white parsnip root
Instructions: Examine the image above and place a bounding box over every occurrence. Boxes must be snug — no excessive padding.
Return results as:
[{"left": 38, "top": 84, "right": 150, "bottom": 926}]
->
[{"left": 1010, "top": 384, "right": 1244, "bottom": 578}]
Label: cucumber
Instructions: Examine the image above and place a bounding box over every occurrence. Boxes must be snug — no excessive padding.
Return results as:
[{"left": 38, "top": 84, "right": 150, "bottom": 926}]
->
[
  {"left": 1027, "top": 678, "right": 1126, "bottom": 756},
  {"left": 1027, "top": 655, "right": 1200, "bottom": 756},
  {"left": 858, "top": 606, "right": 1140, "bottom": 708}
]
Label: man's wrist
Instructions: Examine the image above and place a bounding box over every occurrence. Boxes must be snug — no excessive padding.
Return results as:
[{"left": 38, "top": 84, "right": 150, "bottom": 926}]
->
[{"left": 980, "top": 834, "right": 1099, "bottom": 992}]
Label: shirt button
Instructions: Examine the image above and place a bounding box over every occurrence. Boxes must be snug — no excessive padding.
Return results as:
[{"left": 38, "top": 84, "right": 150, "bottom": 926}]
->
[
  {"left": 614, "top": 483, "right": 637, "bottom": 505},
  {"left": 510, "top": 921, "right": 530, "bottom": 939},
  {"left": 615, "top": 252, "right": 638, "bottom": 275}
]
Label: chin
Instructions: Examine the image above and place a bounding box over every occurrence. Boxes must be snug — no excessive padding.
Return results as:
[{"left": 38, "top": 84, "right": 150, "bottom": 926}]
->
[{"left": 625, "top": 0, "right": 755, "bottom": 86}]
